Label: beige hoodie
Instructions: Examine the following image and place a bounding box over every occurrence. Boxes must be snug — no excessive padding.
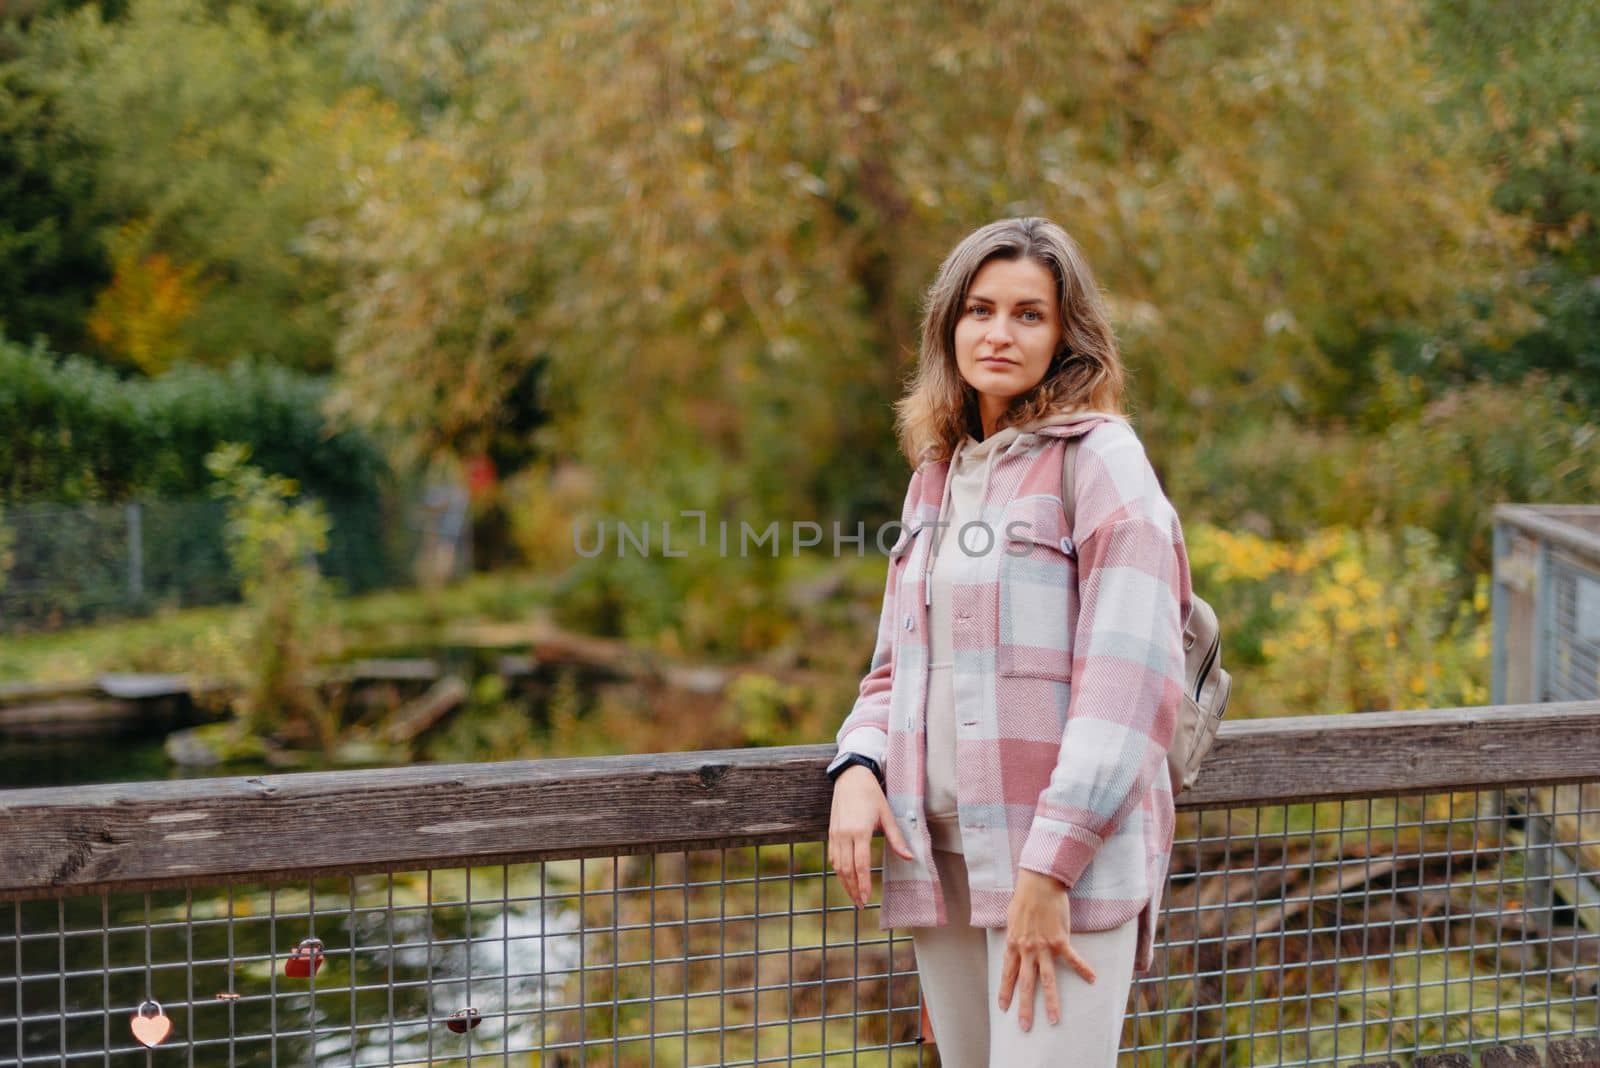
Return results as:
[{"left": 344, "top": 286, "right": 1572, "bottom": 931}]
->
[{"left": 924, "top": 410, "right": 1129, "bottom": 854}]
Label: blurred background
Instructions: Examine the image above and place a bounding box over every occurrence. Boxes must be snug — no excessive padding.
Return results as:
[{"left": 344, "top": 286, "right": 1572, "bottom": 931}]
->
[{"left": 1, "top": 0, "right": 1596, "bottom": 786}]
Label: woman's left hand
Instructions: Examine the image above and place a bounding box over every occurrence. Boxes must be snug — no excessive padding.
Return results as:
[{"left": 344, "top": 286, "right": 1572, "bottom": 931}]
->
[{"left": 997, "top": 869, "right": 1097, "bottom": 1031}]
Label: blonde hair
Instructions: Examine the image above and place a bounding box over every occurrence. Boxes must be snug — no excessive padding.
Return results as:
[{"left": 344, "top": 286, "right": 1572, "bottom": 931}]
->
[{"left": 895, "top": 217, "right": 1128, "bottom": 466}]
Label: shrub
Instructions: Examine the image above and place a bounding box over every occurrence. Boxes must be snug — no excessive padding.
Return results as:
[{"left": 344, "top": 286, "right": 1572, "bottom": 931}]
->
[
  {"left": 204, "top": 443, "right": 340, "bottom": 749},
  {"left": 1175, "top": 373, "right": 1600, "bottom": 585},
  {"left": 1188, "top": 521, "right": 1491, "bottom": 718}
]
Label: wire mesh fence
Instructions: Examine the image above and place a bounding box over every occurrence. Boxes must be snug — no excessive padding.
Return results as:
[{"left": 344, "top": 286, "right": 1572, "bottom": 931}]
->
[
  {"left": 0, "top": 487, "right": 469, "bottom": 632},
  {"left": 7, "top": 780, "right": 1600, "bottom": 1065},
  {"left": 8, "top": 844, "right": 922, "bottom": 1066},
  {"left": 1492, "top": 505, "right": 1600, "bottom": 707},
  {"left": 1549, "top": 552, "right": 1600, "bottom": 703}
]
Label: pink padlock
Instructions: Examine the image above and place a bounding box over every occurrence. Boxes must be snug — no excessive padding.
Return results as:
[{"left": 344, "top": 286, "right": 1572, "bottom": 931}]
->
[{"left": 130, "top": 1000, "right": 172, "bottom": 1048}]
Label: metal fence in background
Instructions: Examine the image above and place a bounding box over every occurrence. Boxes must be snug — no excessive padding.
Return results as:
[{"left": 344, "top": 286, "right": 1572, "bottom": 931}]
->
[
  {"left": 1493, "top": 504, "right": 1600, "bottom": 706},
  {"left": 0, "top": 485, "right": 472, "bottom": 632},
  {"left": 5, "top": 704, "right": 1600, "bottom": 1066}
]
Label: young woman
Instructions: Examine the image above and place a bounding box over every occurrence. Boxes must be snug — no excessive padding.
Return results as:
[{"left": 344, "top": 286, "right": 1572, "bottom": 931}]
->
[{"left": 826, "top": 217, "right": 1193, "bottom": 1066}]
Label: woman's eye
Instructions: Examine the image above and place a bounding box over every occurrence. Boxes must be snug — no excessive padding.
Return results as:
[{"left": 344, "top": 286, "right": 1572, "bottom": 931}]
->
[
  {"left": 966, "top": 304, "right": 989, "bottom": 317},
  {"left": 1020, "top": 309, "right": 1042, "bottom": 323}
]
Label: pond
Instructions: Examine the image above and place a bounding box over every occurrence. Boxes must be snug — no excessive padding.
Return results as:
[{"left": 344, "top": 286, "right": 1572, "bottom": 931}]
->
[
  {"left": 2, "top": 656, "right": 606, "bottom": 1066},
  {"left": 3, "top": 727, "right": 610, "bottom": 1066},
  {"left": 11, "top": 866, "right": 588, "bottom": 1066}
]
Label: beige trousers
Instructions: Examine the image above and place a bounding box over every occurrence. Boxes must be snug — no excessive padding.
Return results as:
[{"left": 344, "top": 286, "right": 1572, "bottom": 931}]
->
[{"left": 911, "top": 851, "right": 1138, "bottom": 1068}]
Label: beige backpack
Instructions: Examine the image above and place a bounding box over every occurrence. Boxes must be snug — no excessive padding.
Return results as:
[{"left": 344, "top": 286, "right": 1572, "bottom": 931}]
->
[{"left": 1060, "top": 432, "right": 1231, "bottom": 794}]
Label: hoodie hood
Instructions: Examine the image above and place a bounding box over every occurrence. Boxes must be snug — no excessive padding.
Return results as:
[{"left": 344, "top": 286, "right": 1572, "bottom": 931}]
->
[
  {"left": 929, "top": 410, "right": 1130, "bottom": 588},
  {"left": 940, "top": 412, "right": 1132, "bottom": 508},
  {"left": 949, "top": 408, "right": 1129, "bottom": 474}
]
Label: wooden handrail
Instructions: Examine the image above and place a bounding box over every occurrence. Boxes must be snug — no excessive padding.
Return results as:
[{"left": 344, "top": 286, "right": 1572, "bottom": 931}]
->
[{"left": 3, "top": 700, "right": 1597, "bottom": 900}]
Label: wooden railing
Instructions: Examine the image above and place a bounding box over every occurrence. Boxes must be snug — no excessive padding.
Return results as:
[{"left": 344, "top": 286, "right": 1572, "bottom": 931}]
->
[
  {"left": 5, "top": 701, "right": 1599, "bottom": 899},
  {"left": 4, "top": 700, "right": 1600, "bottom": 1067}
]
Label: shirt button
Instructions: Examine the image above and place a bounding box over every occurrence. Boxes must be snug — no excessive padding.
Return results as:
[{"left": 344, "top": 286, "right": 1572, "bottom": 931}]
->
[
  {"left": 956, "top": 613, "right": 970, "bottom": 623},
  {"left": 903, "top": 615, "right": 914, "bottom": 631}
]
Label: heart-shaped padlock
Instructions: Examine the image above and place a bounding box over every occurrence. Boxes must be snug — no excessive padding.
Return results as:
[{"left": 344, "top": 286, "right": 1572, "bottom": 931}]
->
[
  {"left": 130, "top": 1000, "right": 172, "bottom": 1048},
  {"left": 284, "top": 937, "right": 325, "bottom": 978}
]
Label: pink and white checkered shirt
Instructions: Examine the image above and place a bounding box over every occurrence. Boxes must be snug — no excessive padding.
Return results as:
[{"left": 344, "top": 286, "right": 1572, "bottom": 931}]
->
[{"left": 829, "top": 416, "right": 1193, "bottom": 974}]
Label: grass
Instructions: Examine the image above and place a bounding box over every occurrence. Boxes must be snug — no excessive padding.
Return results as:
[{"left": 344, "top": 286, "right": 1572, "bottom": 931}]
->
[{"left": 0, "top": 570, "right": 557, "bottom": 684}]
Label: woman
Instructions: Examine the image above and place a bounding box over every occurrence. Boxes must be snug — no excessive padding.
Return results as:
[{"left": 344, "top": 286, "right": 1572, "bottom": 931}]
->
[{"left": 826, "top": 217, "right": 1193, "bottom": 1066}]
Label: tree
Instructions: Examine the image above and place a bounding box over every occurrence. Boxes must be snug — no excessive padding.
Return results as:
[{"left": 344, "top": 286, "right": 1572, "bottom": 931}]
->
[
  {"left": 1419, "top": 0, "right": 1600, "bottom": 409},
  {"left": 321, "top": 0, "right": 1528, "bottom": 529},
  {"left": 16, "top": 0, "right": 394, "bottom": 370},
  {"left": 0, "top": 52, "right": 109, "bottom": 351}
]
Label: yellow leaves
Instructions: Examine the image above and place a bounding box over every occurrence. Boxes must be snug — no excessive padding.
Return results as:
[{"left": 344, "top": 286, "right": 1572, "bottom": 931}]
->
[
  {"left": 1193, "top": 521, "right": 1491, "bottom": 718},
  {"left": 87, "top": 223, "right": 209, "bottom": 374},
  {"left": 1187, "top": 524, "right": 1291, "bottom": 584},
  {"left": 1472, "top": 573, "right": 1490, "bottom": 614}
]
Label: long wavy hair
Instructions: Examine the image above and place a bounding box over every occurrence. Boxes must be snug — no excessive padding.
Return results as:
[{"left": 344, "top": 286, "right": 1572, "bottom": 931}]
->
[{"left": 895, "top": 217, "right": 1128, "bottom": 466}]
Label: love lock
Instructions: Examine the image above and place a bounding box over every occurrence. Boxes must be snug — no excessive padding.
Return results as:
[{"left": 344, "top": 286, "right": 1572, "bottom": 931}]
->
[
  {"left": 284, "top": 937, "right": 325, "bottom": 978},
  {"left": 446, "top": 1007, "right": 482, "bottom": 1034},
  {"left": 130, "top": 1000, "right": 172, "bottom": 1048}
]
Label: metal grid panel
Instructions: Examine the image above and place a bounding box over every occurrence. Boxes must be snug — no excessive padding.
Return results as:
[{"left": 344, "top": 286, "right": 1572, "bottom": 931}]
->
[
  {"left": 4, "top": 843, "right": 923, "bottom": 1066},
  {"left": 6, "top": 785, "right": 1600, "bottom": 1065},
  {"left": 1549, "top": 553, "right": 1600, "bottom": 702},
  {"left": 1129, "top": 785, "right": 1600, "bottom": 1066}
]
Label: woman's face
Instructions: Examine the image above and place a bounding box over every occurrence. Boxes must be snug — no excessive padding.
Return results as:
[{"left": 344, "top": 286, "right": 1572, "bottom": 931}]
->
[{"left": 952, "top": 256, "right": 1064, "bottom": 414}]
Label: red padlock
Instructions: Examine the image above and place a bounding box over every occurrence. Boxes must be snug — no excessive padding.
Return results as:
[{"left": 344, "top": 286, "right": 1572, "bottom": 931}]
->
[
  {"left": 446, "top": 1007, "right": 482, "bottom": 1034},
  {"left": 284, "top": 937, "right": 325, "bottom": 978}
]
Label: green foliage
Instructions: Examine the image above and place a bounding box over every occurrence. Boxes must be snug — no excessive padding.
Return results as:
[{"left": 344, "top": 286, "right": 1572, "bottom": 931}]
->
[
  {"left": 419, "top": 673, "right": 531, "bottom": 765},
  {"left": 0, "top": 335, "right": 385, "bottom": 500},
  {"left": 0, "top": 0, "right": 1593, "bottom": 727},
  {"left": 0, "top": 49, "right": 109, "bottom": 352},
  {"left": 203, "top": 441, "right": 337, "bottom": 745},
  {"left": 0, "top": 568, "right": 551, "bottom": 684},
  {"left": 0, "top": 337, "right": 407, "bottom": 616},
  {"left": 0, "top": 506, "right": 13, "bottom": 595},
  {"left": 318, "top": 0, "right": 1523, "bottom": 522},
  {"left": 721, "top": 671, "right": 808, "bottom": 747},
  {"left": 1176, "top": 375, "right": 1600, "bottom": 583},
  {"left": 12, "top": 0, "right": 394, "bottom": 371},
  {"left": 1410, "top": 0, "right": 1600, "bottom": 408},
  {"left": 1190, "top": 522, "right": 1491, "bottom": 717}
]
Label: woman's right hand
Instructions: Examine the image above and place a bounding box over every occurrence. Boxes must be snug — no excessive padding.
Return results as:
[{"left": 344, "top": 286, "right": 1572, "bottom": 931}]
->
[{"left": 828, "top": 765, "right": 915, "bottom": 907}]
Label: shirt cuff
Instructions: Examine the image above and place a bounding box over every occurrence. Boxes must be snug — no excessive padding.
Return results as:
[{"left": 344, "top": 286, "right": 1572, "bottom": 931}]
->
[
  {"left": 1018, "top": 822, "right": 1105, "bottom": 890},
  {"left": 828, "top": 726, "right": 889, "bottom": 776}
]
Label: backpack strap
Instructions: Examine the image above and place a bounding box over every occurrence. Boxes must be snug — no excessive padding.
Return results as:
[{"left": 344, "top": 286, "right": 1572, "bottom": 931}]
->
[{"left": 1060, "top": 437, "right": 1081, "bottom": 553}]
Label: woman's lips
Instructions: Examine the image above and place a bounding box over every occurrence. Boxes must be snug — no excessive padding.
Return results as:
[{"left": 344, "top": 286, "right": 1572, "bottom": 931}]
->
[{"left": 978, "top": 356, "right": 1018, "bottom": 366}]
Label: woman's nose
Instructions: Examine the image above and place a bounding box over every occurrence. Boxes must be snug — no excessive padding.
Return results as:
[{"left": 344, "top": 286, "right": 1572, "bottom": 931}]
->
[{"left": 986, "top": 322, "right": 1012, "bottom": 347}]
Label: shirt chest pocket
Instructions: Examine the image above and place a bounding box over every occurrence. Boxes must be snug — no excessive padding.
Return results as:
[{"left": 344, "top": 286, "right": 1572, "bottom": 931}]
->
[{"left": 997, "top": 496, "right": 1078, "bottom": 681}]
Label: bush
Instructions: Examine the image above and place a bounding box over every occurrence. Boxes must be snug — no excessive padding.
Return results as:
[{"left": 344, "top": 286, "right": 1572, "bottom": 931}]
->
[
  {"left": 1188, "top": 521, "right": 1490, "bottom": 718},
  {"left": 0, "top": 337, "right": 409, "bottom": 627},
  {"left": 204, "top": 443, "right": 339, "bottom": 748},
  {"left": 1175, "top": 373, "right": 1600, "bottom": 584}
]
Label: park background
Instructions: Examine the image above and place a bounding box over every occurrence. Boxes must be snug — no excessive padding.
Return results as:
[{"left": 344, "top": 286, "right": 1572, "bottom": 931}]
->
[{"left": 1, "top": 0, "right": 1598, "bottom": 784}]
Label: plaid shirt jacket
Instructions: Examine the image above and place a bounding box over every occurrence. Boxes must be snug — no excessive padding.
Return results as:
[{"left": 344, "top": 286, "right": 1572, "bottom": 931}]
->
[{"left": 829, "top": 416, "right": 1193, "bottom": 974}]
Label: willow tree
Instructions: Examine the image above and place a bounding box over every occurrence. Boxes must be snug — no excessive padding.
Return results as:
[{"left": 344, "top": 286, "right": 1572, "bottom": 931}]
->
[{"left": 322, "top": 0, "right": 1527, "bottom": 525}]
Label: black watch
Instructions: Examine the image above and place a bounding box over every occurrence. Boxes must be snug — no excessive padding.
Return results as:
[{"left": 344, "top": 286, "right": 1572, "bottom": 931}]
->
[{"left": 828, "top": 753, "right": 885, "bottom": 787}]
